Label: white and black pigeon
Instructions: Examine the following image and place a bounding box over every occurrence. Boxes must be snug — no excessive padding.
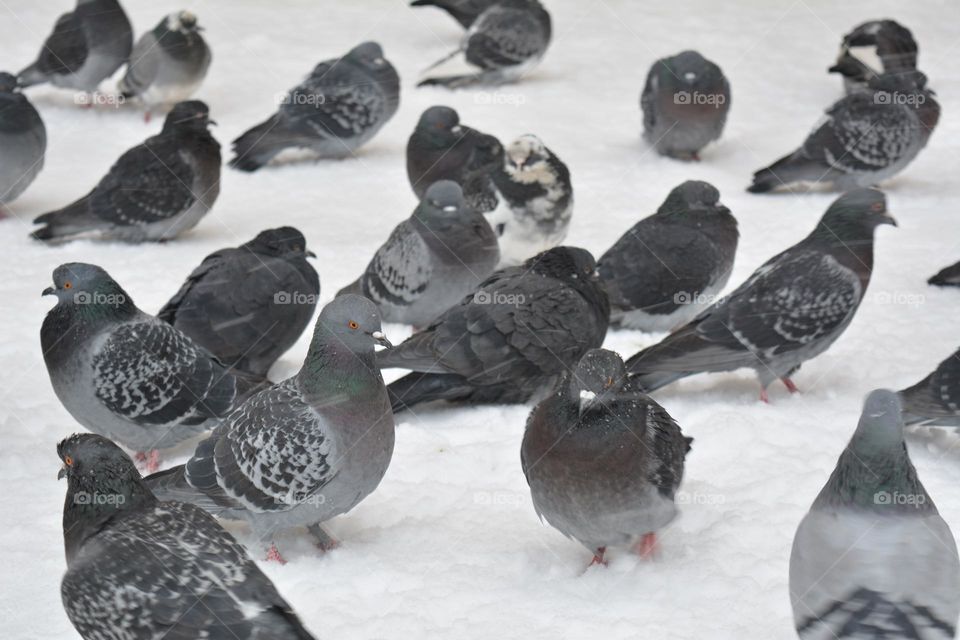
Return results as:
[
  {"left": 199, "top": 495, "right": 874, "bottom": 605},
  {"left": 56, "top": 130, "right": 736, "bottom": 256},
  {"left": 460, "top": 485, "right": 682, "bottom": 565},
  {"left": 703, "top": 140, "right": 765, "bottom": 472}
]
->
[
  {"left": 146, "top": 295, "right": 395, "bottom": 563},
  {"left": 790, "top": 389, "right": 960, "bottom": 639},
  {"left": 641, "top": 50, "right": 731, "bottom": 161},
  {"left": 929, "top": 259, "right": 960, "bottom": 288},
  {"left": 521, "top": 348, "right": 692, "bottom": 567},
  {"left": 337, "top": 181, "right": 500, "bottom": 327},
  {"left": 58, "top": 433, "right": 318, "bottom": 640},
  {"left": 418, "top": 0, "right": 551, "bottom": 89},
  {"left": 40, "top": 263, "right": 263, "bottom": 473},
  {"left": 598, "top": 180, "right": 738, "bottom": 332},
  {"left": 626, "top": 189, "right": 895, "bottom": 402},
  {"left": 0, "top": 72, "right": 46, "bottom": 214},
  {"left": 31, "top": 100, "right": 220, "bottom": 242},
  {"left": 830, "top": 20, "right": 918, "bottom": 94},
  {"left": 410, "top": 0, "right": 500, "bottom": 28},
  {"left": 486, "top": 134, "right": 573, "bottom": 267},
  {"left": 158, "top": 227, "right": 320, "bottom": 379},
  {"left": 381, "top": 246, "right": 610, "bottom": 412},
  {"left": 230, "top": 42, "right": 399, "bottom": 171},
  {"left": 17, "top": 0, "right": 132, "bottom": 96},
  {"left": 119, "top": 11, "right": 212, "bottom": 122},
  {"left": 748, "top": 71, "right": 939, "bottom": 193},
  {"left": 899, "top": 347, "right": 960, "bottom": 427}
]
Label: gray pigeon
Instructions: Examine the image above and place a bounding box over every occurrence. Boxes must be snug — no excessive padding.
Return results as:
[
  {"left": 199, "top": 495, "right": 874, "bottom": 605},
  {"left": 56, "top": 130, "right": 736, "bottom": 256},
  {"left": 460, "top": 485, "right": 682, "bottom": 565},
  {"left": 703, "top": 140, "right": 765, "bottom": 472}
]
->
[
  {"left": 337, "top": 181, "right": 500, "bottom": 327},
  {"left": 410, "top": 0, "right": 499, "bottom": 28},
  {"left": 830, "top": 20, "right": 918, "bottom": 94},
  {"left": 0, "top": 72, "right": 46, "bottom": 213},
  {"left": 418, "top": 0, "right": 551, "bottom": 89},
  {"left": 748, "top": 71, "right": 939, "bottom": 193},
  {"left": 31, "top": 100, "right": 220, "bottom": 243},
  {"left": 790, "top": 389, "right": 960, "bottom": 639},
  {"left": 146, "top": 295, "right": 395, "bottom": 562},
  {"left": 521, "top": 348, "right": 692, "bottom": 566},
  {"left": 641, "top": 50, "right": 731, "bottom": 161},
  {"left": 158, "top": 227, "right": 320, "bottom": 378},
  {"left": 598, "top": 181, "right": 739, "bottom": 332},
  {"left": 119, "top": 11, "right": 212, "bottom": 122},
  {"left": 487, "top": 134, "right": 573, "bottom": 267},
  {"left": 58, "top": 433, "right": 317, "bottom": 640},
  {"left": 899, "top": 347, "right": 960, "bottom": 427},
  {"left": 381, "top": 246, "right": 610, "bottom": 412},
  {"left": 40, "top": 263, "right": 262, "bottom": 473},
  {"left": 17, "top": 0, "right": 132, "bottom": 95},
  {"left": 626, "top": 189, "right": 895, "bottom": 402},
  {"left": 929, "top": 260, "right": 960, "bottom": 288},
  {"left": 230, "top": 42, "right": 399, "bottom": 171}
]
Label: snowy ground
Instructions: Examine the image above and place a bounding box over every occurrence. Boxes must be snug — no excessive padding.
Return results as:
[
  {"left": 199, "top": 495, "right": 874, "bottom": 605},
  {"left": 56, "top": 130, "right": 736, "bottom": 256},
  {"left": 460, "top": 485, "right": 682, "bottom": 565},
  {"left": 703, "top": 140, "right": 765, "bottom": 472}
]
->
[{"left": 2, "top": 0, "right": 960, "bottom": 638}]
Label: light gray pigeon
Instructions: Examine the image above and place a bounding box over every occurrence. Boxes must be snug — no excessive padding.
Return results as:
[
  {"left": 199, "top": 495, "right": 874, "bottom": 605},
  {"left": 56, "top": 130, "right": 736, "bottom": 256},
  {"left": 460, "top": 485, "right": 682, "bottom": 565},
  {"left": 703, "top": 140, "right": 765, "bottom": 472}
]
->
[
  {"left": 146, "top": 295, "right": 395, "bottom": 562},
  {"left": 418, "top": 0, "right": 551, "bottom": 89},
  {"left": 487, "top": 134, "right": 573, "bottom": 267},
  {"left": 0, "top": 72, "right": 46, "bottom": 213},
  {"left": 641, "top": 50, "right": 731, "bottom": 161},
  {"left": 626, "top": 189, "right": 895, "bottom": 402},
  {"left": 119, "top": 11, "right": 212, "bottom": 122},
  {"left": 790, "top": 389, "right": 960, "bottom": 639},
  {"left": 598, "top": 181, "right": 738, "bottom": 332},
  {"left": 31, "top": 101, "right": 220, "bottom": 242},
  {"left": 521, "top": 348, "right": 692, "bottom": 566},
  {"left": 230, "top": 42, "right": 399, "bottom": 171},
  {"left": 830, "top": 20, "right": 918, "bottom": 94},
  {"left": 40, "top": 263, "right": 263, "bottom": 473},
  {"left": 337, "top": 181, "right": 500, "bottom": 327},
  {"left": 58, "top": 433, "right": 318, "bottom": 640},
  {"left": 158, "top": 227, "right": 320, "bottom": 378},
  {"left": 929, "top": 260, "right": 960, "bottom": 288},
  {"left": 17, "top": 0, "right": 132, "bottom": 95},
  {"left": 749, "top": 71, "right": 939, "bottom": 193},
  {"left": 899, "top": 347, "right": 960, "bottom": 427},
  {"left": 410, "top": 0, "right": 500, "bottom": 28}
]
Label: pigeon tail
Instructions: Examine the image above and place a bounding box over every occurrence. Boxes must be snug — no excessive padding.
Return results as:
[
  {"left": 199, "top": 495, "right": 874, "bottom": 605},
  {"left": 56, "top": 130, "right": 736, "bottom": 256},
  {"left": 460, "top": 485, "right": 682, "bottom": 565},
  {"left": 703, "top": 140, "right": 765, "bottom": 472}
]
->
[
  {"left": 229, "top": 115, "right": 288, "bottom": 172},
  {"left": 417, "top": 73, "right": 485, "bottom": 89},
  {"left": 747, "top": 150, "right": 822, "bottom": 194},
  {"left": 144, "top": 464, "right": 227, "bottom": 514},
  {"left": 31, "top": 199, "right": 99, "bottom": 241},
  {"left": 387, "top": 372, "right": 471, "bottom": 412}
]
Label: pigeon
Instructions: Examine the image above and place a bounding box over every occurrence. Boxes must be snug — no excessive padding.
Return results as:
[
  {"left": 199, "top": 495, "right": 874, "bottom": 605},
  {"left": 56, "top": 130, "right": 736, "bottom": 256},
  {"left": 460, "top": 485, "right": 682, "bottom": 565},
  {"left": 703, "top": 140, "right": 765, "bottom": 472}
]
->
[
  {"left": 146, "top": 295, "right": 395, "bottom": 562},
  {"left": 118, "top": 11, "right": 212, "bottom": 122},
  {"left": 381, "top": 246, "right": 610, "bottom": 412},
  {"left": 830, "top": 20, "right": 918, "bottom": 94},
  {"left": 597, "top": 180, "right": 739, "bottom": 332},
  {"left": 31, "top": 100, "right": 221, "bottom": 243},
  {"left": 0, "top": 72, "right": 46, "bottom": 213},
  {"left": 748, "top": 71, "right": 939, "bottom": 193},
  {"left": 337, "top": 181, "right": 500, "bottom": 327},
  {"left": 521, "top": 348, "right": 692, "bottom": 566},
  {"left": 789, "top": 389, "right": 960, "bottom": 639},
  {"left": 486, "top": 134, "right": 573, "bottom": 267},
  {"left": 410, "top": 0, "right": 500, "bottom": 28},
  {"left": 406, "top": 105, "right": 503, "bottom": 212},
  {"left": 641, "top": 50, "right": 731, "bottom": 161},
  {"left": 418, "top": 0, "right": 551, "bottom": 89},
  {"left": 929, "top": 259, "right": 960, "bottom": 287},
  {"left": 899, "top": 347, "right": 960, "bottom": 427},
  {"left": 58, "top": 433, "right": 318, "bottom": 640},
  {"left": 17, "top": 0, "right": 132, "bottom": 95},
  {"left": 158, "top": 227, "right": 320, "bottom": 379},
  {"left": 40, "top": 263, "right": 263, "bottom": 473},
  {"left": 626, "top": 188, "right": 895, "bottom": 402},
  {"left": 229, "top": 42, "right": 399, "bottom": 172}
]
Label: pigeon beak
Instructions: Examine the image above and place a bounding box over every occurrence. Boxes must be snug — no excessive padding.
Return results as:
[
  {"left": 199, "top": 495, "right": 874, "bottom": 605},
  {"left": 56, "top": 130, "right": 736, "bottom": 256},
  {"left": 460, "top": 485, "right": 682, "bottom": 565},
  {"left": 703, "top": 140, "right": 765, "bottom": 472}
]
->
[
  {"left": 42, "top": 286, "right": 55, "bottom": 297},
  {"left": 58, "top": 465, "right": 68, "bottom": 480},
  {"left": 828, "top": 64, "right": 841, "bottom": 73},
  {"left": 207, "top": 118, "right": 218, "bottom": 126},
  {"left": 881, "top": 213, "right": 897, "bottom": 227},
  {"left": 306, "top": 250, "right": 317, "bottom": 258},
  {"left": 371, "top": 331, "right": 392, "bottom": 349}
]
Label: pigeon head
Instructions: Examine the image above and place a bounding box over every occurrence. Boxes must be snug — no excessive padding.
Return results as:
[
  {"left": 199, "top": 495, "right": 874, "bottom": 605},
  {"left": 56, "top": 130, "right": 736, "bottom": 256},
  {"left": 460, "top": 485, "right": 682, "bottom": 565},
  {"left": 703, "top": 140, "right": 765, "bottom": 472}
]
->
[
  {"left": 418, "top": 180, "right": 467, "bottom": 219},
  {"left": 568, "top": 349, "right": 627, "bottom": 417},
  {"left": 0, "top": 72, "right": 17, "bottom": 92},
  {"left": 657, "top": 50, "right": 723, "bottom": 89},
  {"left": 347, "top": 41, "right": 387, "bottom": 69},
  {"left": 167, "top": 10, "right": 201, "bottom": 32},
  {"left": 58, "top": 433, "right": 140, "bottom": 484},
  {"left": 43, "top": 263, "right": 135, "bottom": 315},
  {"left": 163, "top": 100, "right": 215, "bottom": 133},
  {"left": 309, "top": 294, "right": 391, "bottom": 358},
  {"left": 526, "top": 246, "right": 597, "bottom": 281},
  {"left": 657, "top": 180, "right": 727, "bottom": 217},
  {"left": 814, "top": 188, "right": 896, "bottom": 242},
  {"left": 245, "top": 227, "right": 315, "bottom": 258},
  {"left": 417, "top": 106, "right": 461, "bottom": 142},
  {"left": 848, "top": 389, "right": 905, "bottom": 456},
  {"left": 503, "top": 135, "right": 554, "bottom": 184}
]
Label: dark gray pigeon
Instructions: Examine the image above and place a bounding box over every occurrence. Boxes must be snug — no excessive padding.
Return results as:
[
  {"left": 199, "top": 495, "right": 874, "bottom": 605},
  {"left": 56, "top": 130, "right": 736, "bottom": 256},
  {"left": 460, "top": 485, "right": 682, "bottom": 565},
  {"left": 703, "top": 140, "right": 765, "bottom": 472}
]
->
[
  {"left": 40, "top": 263, "right": 263, "bottom": 473},
  {"left": 381, "top": 246, "right": 610, "bottom": 412},
  {"left": 748, "top": 71, "right": 939, "bottom": 193},
  {"left": 119, "top": 11, "right": 212, "bottom": 122},
  {"left": 418, "top": 0, "right": 551, "bottom": 89},
  {"left": 830, "top": 20, "right": 918, "bottom": 94},
  {"left": 230, "top": 42, "right": 399, "bottom": 171},
  {"left": 31, "top": 100, "right": 220, "bottom": 243},
  {"left": 158, "top": 227, "right": 320, "bottom": 378},
  {"left": 899, "top": 347, "right": 960, "bottom": 427},
  {"left": 598, "top": 180, "right": 738, "bottom": 332},
  {"left": 338, "top": 181, "right": 499, "bottom": 327},
  {"left": 929, "top": 259, "right": 960, "bottom": 288},
  {"left": 641, "top": 50, "right": 731, "bottom": 161},
  {"left": 790, "top": 390, "right": 960, "bottom": 639},
  {"left": 626, "top": 189, "right": 895, "bottom": 402},
  {"left": 410, "top": 0, "right": 499, "bottom": 28},
  {"left": 146, "top": 295, "right": 395, "bottom": 562},
  {"left": 0, "top": 72, "right": 46, "bottom": 213},
  {"left": 17, "top": 0, "right": 132, "bottom": 94},
  {"left": 522, "top": 348, "right": 692, "bottom": 566},
  {"left": 58, "top": 433, "right": 317, "bottom": 640}
]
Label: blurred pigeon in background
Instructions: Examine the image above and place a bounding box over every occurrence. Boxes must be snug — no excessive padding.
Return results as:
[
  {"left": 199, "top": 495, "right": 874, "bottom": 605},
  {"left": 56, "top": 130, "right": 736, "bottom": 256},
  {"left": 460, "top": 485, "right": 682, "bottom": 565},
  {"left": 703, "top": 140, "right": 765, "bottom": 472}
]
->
[
  {"left": 0, "top": 72, "right": 46, "bottom": 214},
  {"left": 899, "top": 347, "right": 960, "bottom": 427},
  {"left": 929, "top": 259, "right": 960, "bottom": 288},
  {"left": 830, "top": 19, "right": 918, "bottom": 94},
  {"left": 410, "top": 0, "right": 499, "bottom": 28}
]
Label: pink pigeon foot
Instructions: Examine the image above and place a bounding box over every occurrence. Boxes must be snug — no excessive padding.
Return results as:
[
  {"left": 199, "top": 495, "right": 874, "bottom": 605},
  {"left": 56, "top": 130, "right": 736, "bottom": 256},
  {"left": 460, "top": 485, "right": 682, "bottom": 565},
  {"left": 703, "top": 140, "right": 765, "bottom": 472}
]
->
[
  {"left": 134, "top": 450, "right": 161, "bottom": 474},
  {"left": 265, "top": 543, "right": 287, "bottom": 564},
  {"left": 781, "top": 377, "right": 799, "bottom": 394},
  {"left": 633, "top": 532, "right": 658, "bottom": 560}
]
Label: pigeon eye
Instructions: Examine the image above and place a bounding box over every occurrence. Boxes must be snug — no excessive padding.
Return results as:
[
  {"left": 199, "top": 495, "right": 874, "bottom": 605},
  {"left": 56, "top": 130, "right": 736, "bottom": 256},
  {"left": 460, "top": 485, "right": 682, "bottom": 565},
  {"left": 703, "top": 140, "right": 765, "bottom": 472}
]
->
[
  {"left": 63, "top": 282, "right": 72, "bottom": 289},
  {"left": 348, "top": 321, "right": 359, "bottom": 330},
  {"left": 871, "top": 202, "right": 884, "bottom": 212},
  {"left": 606, "top": 377, "right": 613, "bottom": 387},
  {"left": 64, "top": 455, "right": 73, "bottom": 466}
]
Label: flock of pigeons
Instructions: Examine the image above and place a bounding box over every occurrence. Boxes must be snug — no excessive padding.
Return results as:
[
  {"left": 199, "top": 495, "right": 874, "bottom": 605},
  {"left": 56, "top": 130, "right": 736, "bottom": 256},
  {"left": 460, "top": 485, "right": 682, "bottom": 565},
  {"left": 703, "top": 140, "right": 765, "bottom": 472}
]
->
[{"left": 1, "top": 0, "right": 958, "bottom": 638}]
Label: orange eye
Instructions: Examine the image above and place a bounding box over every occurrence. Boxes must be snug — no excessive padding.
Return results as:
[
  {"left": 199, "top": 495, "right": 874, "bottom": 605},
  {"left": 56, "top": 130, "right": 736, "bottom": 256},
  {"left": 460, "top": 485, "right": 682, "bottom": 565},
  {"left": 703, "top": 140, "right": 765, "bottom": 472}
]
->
[
  {"left": 871, "top": 202, "right": 884, "bottom": 212},
  {"left": 63, "top": 282, "right": 72, "bottom": 289},
  {"left": 64, "top": 455, "right": 73, "bottom": 466},
  {"left": 348, "top": 321, "right": 359, "bottom": 330}
]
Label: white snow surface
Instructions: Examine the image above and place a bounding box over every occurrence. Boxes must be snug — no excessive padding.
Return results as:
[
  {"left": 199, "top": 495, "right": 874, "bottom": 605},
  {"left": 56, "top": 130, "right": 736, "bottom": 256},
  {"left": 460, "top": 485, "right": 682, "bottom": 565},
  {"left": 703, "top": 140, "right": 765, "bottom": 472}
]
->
[{"left": 2, "top": 1, "right": 960, "bottom": 638}]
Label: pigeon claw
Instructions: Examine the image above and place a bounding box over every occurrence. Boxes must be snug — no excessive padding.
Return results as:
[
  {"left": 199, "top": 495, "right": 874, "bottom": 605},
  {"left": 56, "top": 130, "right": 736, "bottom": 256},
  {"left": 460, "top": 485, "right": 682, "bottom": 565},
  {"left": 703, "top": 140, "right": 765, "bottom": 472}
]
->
[
  {"left": 759, "top": 388, "right": 770, "bottom": 404},
  {"left": 265, "top": 543, "right": 287, "bottom": 565},
  {"left": 633, "top": 532, "right": 658, "bottom": 560},
  {"left": 781, "top": 378, "right": 799, "bottom": 394},
  {"left": 134, "top": 450, "right": 161, "bottom": 474},
  {"left": 588, "top": 547, "right": 607, "bottom": 568}
]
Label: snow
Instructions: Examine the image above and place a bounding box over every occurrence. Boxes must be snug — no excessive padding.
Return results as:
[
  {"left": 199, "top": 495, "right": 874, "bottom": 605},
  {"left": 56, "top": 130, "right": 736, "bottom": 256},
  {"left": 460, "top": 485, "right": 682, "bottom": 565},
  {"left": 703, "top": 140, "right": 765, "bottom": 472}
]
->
[{"left": 2, "top": 0, "right": 959, "bottom": 638}]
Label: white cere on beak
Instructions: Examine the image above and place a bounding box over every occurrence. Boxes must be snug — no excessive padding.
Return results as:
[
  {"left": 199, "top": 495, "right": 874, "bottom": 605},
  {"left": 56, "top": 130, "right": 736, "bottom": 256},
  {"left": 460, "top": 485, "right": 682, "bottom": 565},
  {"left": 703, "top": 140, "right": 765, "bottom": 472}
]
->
[
  {"left": 442, "top": 205, "right": 458, "bottom": 213},
  {"left": 684, "top": 71, "right": 697, "bottom": 82},
  {"left": 372, "top": 331, "right": 386, "bottom": 340},
  {"left": 579, "top": 390, "right": 597, "bottom": 401},
  {"left": 451, "top": 125, "right": 462, "bottom": 135}
]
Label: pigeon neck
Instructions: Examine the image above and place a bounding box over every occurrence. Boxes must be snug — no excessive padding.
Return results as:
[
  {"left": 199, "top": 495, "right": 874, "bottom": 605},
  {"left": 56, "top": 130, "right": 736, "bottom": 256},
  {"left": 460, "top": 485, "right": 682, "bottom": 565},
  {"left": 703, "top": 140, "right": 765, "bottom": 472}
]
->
[
  {"left": 813, "top": 446, "right": 934, "bottom": 515},
  {"left": 62, "top": 476, "right": 157, "bottom": 564},
  {"left": 298, "top": 333, "right": 379, "bottom": 400}
]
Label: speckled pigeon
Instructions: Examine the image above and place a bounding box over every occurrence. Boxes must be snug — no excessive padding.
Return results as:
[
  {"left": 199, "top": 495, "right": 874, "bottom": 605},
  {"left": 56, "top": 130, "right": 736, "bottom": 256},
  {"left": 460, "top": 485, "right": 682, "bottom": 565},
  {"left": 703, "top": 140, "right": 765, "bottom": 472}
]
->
[
  {"left": 830, "top": 20, "right": 918, "bottom": 94},
  {"left": 0, "top": 72, "right": 46, "bottom": 212},
  {"left": 929, "top": 259, "right": 960, "bottom": 288},
  {"left": 899, "top": 347, "right": 960, "bottom": 427},
  {"left": 410, "top": 0, "right": 500, "bottom": 28}
]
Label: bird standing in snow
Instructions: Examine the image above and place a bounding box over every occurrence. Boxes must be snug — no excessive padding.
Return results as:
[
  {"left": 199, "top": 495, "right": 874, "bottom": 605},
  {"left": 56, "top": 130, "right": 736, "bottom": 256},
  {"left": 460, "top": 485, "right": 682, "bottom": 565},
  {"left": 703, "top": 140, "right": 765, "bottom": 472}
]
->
[
  {"left": 899, "top": 347, "right": 960, "bottom": 427},
  {"left": 0, "top": 72, "right": 46, "bottom": 214},
  {"left": 410, "top": 0, "right": 499, "bottom": 28},
  {"left": 830, "top": 20, "right": 918, "bottom": 94}
]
